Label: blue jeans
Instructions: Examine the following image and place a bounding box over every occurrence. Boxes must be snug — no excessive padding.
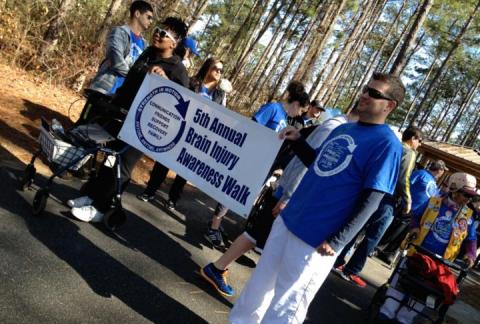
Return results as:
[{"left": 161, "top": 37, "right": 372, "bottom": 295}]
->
[{"left": 336, "top": 196, "right": 395, "bottom": 275}]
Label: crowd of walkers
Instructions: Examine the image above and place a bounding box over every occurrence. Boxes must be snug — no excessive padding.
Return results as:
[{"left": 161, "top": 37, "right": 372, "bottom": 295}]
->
[{"left": 63, "top": 2, "right": 479, "bottom": 323}]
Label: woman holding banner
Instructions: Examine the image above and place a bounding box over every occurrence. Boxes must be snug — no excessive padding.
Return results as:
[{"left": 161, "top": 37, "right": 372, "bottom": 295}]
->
[
  {"left": 67, "top": 18, "right": 189, "bottom": 223},
  {"left": 201, "top": 81, "right": 310, "bottom": 297},
  {"left": 137, "top": 57, "right": 232, "bottom": 209}
]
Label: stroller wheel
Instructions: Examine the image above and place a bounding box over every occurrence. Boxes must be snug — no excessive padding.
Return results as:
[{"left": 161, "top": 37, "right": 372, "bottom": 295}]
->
[
  {"left": 32, "top": 188, "right": 49, "bottom": 216},
  {"left": 367, "top": 283, "right": 388, "bottom": 323},
  {"left": 103, "top": 207, "right": 126, "bottom": 231},
  {"left": 18, "top": 164, "right": 36, "bottom": 191}
]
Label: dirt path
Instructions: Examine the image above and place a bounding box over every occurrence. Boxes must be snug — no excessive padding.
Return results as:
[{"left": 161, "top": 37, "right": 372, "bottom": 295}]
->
[{"left": 0, "top": 62, "right": 153, "bottom": 182}]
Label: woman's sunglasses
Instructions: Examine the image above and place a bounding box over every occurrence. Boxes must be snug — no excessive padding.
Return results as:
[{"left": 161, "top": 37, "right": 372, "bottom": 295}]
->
[
  {"left": 211, "top": 66, "right": 223, "bottom": 73},
  {"left": 362, "top": 86, "right": 396, "bottom": 103},
  {"left": 458, "top": 190, "right": 475, "bottom": 199},
  {"left": 153, "top": 27, "right": 177, "bottom": 44}
]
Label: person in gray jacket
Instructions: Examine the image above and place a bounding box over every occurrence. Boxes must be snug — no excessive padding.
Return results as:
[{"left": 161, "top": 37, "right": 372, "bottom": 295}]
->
[
  {"left": 77, "top": 1, "right": 153, "bottom": 124},
  {"left": 90, "top": 1, "right": 153, "bottom": 95}
]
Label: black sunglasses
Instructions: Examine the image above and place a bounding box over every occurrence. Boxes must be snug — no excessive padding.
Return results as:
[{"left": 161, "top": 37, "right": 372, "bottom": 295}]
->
[
  {"left": 211, "top": 66, "right": 223, "bottom": 73},
  {"left": 362, "top": 86, "right": 396, "bottom": 103},
  {"left": 458, "top": 190, "right": 475, "bottom": 199}
]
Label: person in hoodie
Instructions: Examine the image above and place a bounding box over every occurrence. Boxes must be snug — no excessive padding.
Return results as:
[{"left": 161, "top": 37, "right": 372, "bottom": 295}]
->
[
  {"left": 77, "top": 1, "right": 153, "bottom": 124},
  {"left": 68, "top": 17, "right": 189, "bottom": 222}
]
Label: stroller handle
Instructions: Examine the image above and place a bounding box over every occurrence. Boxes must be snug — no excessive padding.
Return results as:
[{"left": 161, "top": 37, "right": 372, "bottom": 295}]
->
[{"left": 409, "top": 243, "right": 468, "bottom": 273}]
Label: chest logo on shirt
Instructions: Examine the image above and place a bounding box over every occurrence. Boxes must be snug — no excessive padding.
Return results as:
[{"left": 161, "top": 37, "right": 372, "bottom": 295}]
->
[
  {"left": 135, "top": 85, "right": 190, "bottom": 153},
  {"left": 432, "top": 215, "right": 453, "bottom": 244},
  {"left": 425, "top": 181, "right": 437, "bottom": 197},
  {"left": 276, "top": 119, "right": 287, "bottom": 132},
  {"left": 314, "top": 135, "right": 356, "bottom": 177}
]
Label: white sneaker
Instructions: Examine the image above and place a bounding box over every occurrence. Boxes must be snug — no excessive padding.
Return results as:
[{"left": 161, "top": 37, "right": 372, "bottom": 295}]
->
[
  {"left": 71, "top": 205, "right": 104, "bottom": 222},
  {"left": 67, "top": 196, "right": 93, "bottom": 208}
]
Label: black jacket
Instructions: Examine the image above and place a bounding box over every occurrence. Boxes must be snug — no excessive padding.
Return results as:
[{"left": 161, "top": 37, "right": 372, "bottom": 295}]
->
[{"left": 113, "top": 47, "right": 189, "bottom": 110}]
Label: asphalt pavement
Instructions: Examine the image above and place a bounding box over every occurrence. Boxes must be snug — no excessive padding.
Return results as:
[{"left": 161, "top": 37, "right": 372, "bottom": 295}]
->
[{"left": 0, "top": 151, "right": 474, "bottom": 323}]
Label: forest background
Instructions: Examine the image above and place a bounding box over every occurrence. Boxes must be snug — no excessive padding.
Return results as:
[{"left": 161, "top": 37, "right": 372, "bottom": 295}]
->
[{"left": 1, "top": 0, "right": 479, "bottom": 148}]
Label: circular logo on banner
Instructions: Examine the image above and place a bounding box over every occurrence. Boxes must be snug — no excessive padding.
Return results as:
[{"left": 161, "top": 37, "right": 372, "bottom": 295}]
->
[
  {"left": 135, "top": 86, "right": 190, "bottom": 153},
  {"left": 314, "top": 134, "right": 356, "bottom": 177}
]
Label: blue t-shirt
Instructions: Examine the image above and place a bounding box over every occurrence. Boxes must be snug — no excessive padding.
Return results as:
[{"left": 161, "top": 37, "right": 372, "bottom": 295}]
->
[
  {"left": 110, "top": 31, "right": 146, "bottom": 94},
  {"left": 422, "top": 203, "right": 476, "bottom": 256},
  {"left": 410, "top": 169, "right": 439, "bottom": 218},
  {"left": 253, "top": 102, "right": 288, "bottom": 132},
  {"left": 198, "top": 85, "right": 213, "bottom": 101},
  {"left": 281, "top": 122, "right": 402, "bottom": 248}
]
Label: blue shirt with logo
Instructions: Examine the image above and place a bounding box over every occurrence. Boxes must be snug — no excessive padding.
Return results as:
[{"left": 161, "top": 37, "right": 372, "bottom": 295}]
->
[
  {"left": 253, "top": 102, "right": 288, "bottom": 132},
  {"left": 110, "top": 32, "right": 146, "bottom": 94},
  {"left": 422, "top": 203, "right": 476, "bottom": 256},
  {"left": 281, "top": 122, "right": 402, "bottom": 248},
  {"left": 410, "top": 169, "right": 439, "bottom": 218}
]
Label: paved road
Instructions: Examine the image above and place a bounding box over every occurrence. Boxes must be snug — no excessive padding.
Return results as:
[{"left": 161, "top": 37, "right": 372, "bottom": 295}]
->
[{"left": 1, "top": 150, "right": 473, "bottom": 323}]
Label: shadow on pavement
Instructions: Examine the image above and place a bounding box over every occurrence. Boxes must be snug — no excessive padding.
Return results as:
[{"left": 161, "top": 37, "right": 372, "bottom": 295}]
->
[{"left": 0, "top": 167, "right": 209, "bottom": 322}]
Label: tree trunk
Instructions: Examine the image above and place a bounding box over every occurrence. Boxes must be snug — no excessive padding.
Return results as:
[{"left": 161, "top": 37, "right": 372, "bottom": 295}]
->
[
  {"left": 222, "top": 0, "right": 262, "bottom": 66},
  {"left": 231, "top": 0, "right": 286, "bottom": 84},
  {"left": 443, "top": 76, "right": 480, "bottom": 141},
  {"left": 293, "top": 0, "right": 346, "bottom": 82},
  {"left": 410, "top": 2, "right": 480, "bottom": 127},
  {"left": 379, "top": 3, "right": 420, "bottom": 72},
  {"left": 464, "top": 109, "right": 480, "bottom": 146},
  {"left": 95, "top": 0, "right": 124, "bottom": 45},
  {"left": 320, "top": 1, "right": 382, "bottom": 105},
  {"left": 310, "top": 44, "right": 340, "bottom": 99},
  {"left": 211, "top": 0, "right": 248, "bottom": 57},
  {"left": 418, "top": 80, "right": 444, "bottom": 128},
  {"left": 249, "top": 16, "right": 304, "bottom": 106},
  {"left": 348, "top": 0, "right": 406, "bottom": 108},
  {"left": 431, "top": 87, "right": 460, "bottom": 138},
  {"left": 398, "top": 31, "right": 426, "bottom": 76},
  {"left": 238, "top": 3, "right": 295, "bottom": 95},
  {"left": 398, "top": 56, "right": 436, "bottom": 130},
  {"left": 269, "top": 1, "right": 325, "bottom": 100},
  {"left": 389, "top": 0, "right": 433, "bottom": 76},
  {"left": 39, "top": 0, "right": 75, "bottom": 56},
  {"left": 188, "top": 0, "right": 210, "bottom": 29}
]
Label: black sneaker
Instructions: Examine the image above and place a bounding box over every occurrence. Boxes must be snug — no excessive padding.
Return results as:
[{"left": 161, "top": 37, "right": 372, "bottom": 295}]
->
[
  {"left": 205, "top": 228, "right": 224, "bottom": 247},
  {"left": 165, "top": 199, "right": 176, "bottom": 210},
  {"left": 137, "top": 192, "right": 154, "bottom": 202}
]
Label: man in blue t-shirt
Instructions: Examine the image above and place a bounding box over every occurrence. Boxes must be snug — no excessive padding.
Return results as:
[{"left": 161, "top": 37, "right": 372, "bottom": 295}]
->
[
  {"left": 410, "top": 160, "right": 447, "bottom": 217},
  {"left": 229, "top": 73, "right": 405, "bottom": 324}
]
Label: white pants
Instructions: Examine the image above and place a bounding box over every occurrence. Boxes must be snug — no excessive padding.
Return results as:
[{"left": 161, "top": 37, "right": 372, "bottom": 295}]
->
[{"left": 229, "top": 217, "right": 337, "bottom": 324}]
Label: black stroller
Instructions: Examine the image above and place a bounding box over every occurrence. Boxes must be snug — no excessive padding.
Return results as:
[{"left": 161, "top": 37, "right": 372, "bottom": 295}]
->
[{"left": 18, "top": 113, "right": 129, "bottom": 231}]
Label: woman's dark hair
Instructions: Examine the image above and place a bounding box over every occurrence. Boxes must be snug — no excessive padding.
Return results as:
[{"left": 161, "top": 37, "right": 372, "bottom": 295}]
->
[
  {"left": 162, "top": 17, "right": 188, "bottom": 40},
  {"left": 194, "top": 57, "right": 222, "bottom": 82},
  {"left": 286, "top": 81, "right": 310, "bottom": 107},
  {"left": 130, "top": 1, "right": 153, "bottom": 18}
]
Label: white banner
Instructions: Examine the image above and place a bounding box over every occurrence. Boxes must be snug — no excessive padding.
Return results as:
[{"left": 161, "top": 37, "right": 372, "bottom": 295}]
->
[{"left": 118, "top": 74, "right": 283, "bottom": 217}]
